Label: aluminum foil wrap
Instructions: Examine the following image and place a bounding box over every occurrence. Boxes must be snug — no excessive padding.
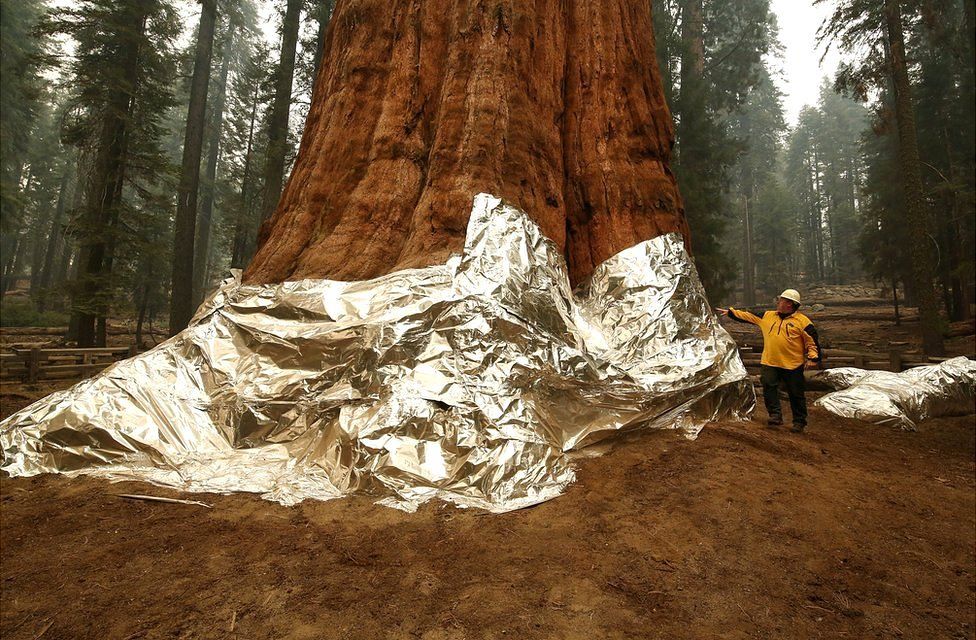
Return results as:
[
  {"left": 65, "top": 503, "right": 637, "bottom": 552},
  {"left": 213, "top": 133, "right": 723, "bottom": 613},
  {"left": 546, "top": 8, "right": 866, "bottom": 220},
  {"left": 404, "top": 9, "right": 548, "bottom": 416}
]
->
[
  {"left": 1, "top": 194, "right": 753, "bottom": 512},
  {"left": 814, "top": 356, "right": 976, "bottom": 430}
]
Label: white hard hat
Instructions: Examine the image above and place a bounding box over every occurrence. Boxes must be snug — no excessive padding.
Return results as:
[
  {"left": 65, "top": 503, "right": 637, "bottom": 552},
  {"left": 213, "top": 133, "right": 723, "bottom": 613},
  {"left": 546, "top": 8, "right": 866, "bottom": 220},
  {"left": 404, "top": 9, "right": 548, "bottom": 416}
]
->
[{"left": 779, "top": 288, "right": 801, "bottom": 304}]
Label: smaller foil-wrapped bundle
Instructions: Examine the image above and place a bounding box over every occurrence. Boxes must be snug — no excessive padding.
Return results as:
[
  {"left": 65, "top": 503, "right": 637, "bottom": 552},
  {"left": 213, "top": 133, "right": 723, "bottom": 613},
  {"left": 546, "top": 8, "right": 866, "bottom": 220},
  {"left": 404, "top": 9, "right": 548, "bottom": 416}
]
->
[
  {"left": 814, "top": 356, "right": 976, "bottom": 430},
  {"left": 1, "top": 194, "right": 753, "bottom": 512}
]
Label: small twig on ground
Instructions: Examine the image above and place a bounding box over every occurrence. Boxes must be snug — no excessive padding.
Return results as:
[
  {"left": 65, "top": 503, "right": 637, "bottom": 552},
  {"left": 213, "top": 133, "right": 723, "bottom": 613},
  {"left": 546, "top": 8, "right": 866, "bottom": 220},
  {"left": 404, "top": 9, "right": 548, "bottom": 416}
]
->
[
  {"left": 735, "top": 602, "right": 757, "bottom": 626},
  {"left": 229, "top": 610, "right": 236, "bottom": 632},
  {"left": 32, "top": 618, "right": 55, "bottom": 640},
  {"left": 803, "top": 604, "right": 836, "bottom": 615},
  {"left": 649, "top": 556, "right": 678, "bottom": 572},
  {"left": 115, "top": 494, "right": 212, "bottom": 508}
]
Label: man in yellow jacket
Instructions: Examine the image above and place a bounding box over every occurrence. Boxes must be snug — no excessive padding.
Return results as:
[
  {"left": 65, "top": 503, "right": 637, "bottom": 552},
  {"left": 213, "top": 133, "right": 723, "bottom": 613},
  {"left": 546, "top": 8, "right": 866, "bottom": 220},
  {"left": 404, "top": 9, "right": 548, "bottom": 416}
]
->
[{"left": 717, "top": 289, "right": 821, "bottom": 433}]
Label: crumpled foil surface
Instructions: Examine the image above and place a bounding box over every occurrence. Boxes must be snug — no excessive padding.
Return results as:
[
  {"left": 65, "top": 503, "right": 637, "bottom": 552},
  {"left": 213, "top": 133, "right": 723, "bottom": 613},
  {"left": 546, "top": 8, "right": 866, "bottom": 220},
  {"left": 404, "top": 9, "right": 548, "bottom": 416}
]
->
[
  {"left": 1, "top": 194, "right": 753, "bottom": 512},
  {"left": 814, "top": 356, "right": 976, "bottom": 430}
]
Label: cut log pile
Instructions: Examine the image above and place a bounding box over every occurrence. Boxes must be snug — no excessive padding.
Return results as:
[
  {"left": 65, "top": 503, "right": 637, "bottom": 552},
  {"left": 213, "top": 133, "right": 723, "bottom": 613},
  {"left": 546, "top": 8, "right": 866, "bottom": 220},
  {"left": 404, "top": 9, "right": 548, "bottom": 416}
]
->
[
  {"left": 1, "top": 346, "right": 138, "bottom": 383},
  {"left": 0, "top": 317, "right": 972, "bottom": 385},
  {"left": 737, "top": 343, "right": 976, "bottom": 391}
]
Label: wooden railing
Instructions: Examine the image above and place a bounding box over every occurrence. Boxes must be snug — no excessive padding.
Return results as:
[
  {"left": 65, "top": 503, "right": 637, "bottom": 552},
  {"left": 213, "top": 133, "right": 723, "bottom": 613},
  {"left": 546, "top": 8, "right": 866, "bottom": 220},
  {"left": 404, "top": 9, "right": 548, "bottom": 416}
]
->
[
  {"left": 736, "top": 344, "right": 974, "bottom": 390},
  {"left": 735, "top": 344, "right": 958, "bottom": 373},
  {"left": 0, "top": 346, "right": 139, "bottom": 383},
  {"left": 0, "top": 342, "right": 971, "bottom": 385}
]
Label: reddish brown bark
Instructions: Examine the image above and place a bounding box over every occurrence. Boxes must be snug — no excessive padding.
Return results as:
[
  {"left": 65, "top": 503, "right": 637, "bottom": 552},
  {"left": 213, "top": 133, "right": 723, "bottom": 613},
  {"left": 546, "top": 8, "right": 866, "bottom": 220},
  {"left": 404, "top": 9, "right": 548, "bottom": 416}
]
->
[{"left": 245, "top": 0, "right": 689, "bottom": 286}]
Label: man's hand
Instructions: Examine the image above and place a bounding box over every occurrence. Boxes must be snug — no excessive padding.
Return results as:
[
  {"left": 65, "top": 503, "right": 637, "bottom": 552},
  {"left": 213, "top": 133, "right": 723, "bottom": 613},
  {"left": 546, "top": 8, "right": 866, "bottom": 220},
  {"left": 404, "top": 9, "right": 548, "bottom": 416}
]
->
[
  {"left": 715, "top": 308, "right": 730, "bottom": 317},
  {"left": 804, "top": 360, "right": 818, "bottom": 370}
]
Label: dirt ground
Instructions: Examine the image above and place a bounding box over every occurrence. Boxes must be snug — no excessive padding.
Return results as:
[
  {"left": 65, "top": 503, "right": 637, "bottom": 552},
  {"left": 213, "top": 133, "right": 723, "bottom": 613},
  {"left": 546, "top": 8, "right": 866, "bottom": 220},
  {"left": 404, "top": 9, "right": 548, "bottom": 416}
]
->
[
  {"left": 0, "top": 397, "right": 973, "bottom": 639},
  {"left": 1, "top": 298, "right": 975, "bottom": 639}
]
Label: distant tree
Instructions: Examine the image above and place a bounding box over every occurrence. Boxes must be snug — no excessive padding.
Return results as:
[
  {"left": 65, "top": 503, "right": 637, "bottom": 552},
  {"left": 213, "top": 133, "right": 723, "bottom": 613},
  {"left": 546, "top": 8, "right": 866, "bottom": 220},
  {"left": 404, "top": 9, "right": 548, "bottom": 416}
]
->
[
  {"left": 224, "top": 25, "right": 273, "bottom": 269},
  {"left": 911, "top": 0, "right": 974, "bottom": 321},
  {"left": 753, "top": 173, "right": 800, "bottom": 294},
  {"left": 258, "top": 0, "right": 303, "bottom": 224},
  {"left": 727, "top": 66, "right": 788, "bottom": 304},
  {"left": 193, "top": 11, "right": 238, "bottom": 306},
  {"left": 0, "top": 0, "right": 50, "bottom": 285},
  {"left": 782, "top": 82, "right": 869, "bottom": 286},
  {"left": 653, "top": 0, "right": 777, "bottom": 301},
  {"left": 818, "top": 0, "right": 946, "bottom": 354},
  {"left": 50, "top": 0, "right": 180, "bottom": 346},
  {"left": 170, "top": 0, "right": 218, "bottom": 335},
  {"left": 860, "top": 103, "right": 911, "bottom": 317}
]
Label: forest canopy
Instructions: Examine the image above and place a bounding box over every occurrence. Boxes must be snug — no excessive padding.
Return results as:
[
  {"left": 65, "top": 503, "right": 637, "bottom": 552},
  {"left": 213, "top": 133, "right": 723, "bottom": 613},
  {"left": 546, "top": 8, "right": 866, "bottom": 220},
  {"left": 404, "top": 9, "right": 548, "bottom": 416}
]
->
[{"left": 0, "top": 0, "right": 972, "bottom": 356}]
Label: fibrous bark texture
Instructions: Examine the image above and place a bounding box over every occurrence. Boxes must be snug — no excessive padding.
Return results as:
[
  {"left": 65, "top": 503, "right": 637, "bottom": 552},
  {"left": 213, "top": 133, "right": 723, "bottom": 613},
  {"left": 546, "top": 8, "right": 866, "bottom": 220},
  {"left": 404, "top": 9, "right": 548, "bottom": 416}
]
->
[{"left": 246, "top": 0, "right": 689, "bottom": 286}]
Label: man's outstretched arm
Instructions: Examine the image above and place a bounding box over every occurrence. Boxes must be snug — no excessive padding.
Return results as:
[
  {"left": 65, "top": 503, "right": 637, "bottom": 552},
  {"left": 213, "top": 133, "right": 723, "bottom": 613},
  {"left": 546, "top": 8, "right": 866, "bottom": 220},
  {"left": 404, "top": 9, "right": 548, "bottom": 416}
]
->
[{"left": 716, "top": 307, "right": 762, "bottom": 325}]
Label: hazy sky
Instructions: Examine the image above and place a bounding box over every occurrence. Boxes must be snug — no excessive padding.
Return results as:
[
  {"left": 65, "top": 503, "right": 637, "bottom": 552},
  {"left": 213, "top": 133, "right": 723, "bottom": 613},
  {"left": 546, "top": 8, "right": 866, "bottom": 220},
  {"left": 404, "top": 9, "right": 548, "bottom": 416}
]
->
[{"left": 769, "top": 0, "right": 843, "bottom": 124}]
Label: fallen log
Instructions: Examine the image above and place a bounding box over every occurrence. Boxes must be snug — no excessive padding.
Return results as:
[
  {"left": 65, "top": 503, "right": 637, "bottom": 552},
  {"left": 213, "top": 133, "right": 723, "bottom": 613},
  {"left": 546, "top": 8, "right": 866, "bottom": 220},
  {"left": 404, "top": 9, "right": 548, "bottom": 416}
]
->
[
  {"left": 0, "top": 327, "right": 65, "bottom": 336},
  {"left": 808, "top": 298, "right": 892, "bottom": 307},
  {"left": 812, "top": 312, "right": 918, "bottom": 322},
  {"left": 945, "top": 319, "right": 975, "bottom": 338},
  {"left": 0, "top": 325, "right": 167, "bottom": 338}
]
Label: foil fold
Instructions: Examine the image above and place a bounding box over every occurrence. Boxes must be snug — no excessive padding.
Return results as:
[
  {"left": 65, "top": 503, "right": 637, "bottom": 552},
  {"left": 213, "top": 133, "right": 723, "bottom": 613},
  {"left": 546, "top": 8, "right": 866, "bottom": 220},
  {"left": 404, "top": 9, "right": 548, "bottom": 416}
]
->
[
  {"left": 814, "top": 356, "right": 976, "bottom": 430},
  {"left": 1, "top": 194, "right": 753, "bottom": 512}
]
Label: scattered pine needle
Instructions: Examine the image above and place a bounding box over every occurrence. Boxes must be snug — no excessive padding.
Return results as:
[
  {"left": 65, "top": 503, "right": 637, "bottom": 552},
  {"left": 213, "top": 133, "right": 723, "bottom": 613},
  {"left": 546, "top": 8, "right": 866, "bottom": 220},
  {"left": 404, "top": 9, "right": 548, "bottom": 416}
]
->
[{"left": 115, "top": 494, "right": 212, "bottom": 508}]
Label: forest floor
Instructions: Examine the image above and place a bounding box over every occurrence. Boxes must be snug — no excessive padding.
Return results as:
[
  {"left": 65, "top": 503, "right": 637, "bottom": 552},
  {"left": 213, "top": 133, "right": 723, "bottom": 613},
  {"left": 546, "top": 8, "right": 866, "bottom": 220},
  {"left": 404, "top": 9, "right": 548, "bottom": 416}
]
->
[{"left": 1, "top": 291, "right": 974, "bottom": 639}]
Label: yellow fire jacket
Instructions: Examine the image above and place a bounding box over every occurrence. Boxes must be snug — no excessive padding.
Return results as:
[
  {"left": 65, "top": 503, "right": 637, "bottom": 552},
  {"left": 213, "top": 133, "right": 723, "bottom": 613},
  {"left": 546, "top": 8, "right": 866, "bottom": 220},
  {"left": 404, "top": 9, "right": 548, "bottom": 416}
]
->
[{"left": 727, "top": 308, "right": 821, "bottom": 370}]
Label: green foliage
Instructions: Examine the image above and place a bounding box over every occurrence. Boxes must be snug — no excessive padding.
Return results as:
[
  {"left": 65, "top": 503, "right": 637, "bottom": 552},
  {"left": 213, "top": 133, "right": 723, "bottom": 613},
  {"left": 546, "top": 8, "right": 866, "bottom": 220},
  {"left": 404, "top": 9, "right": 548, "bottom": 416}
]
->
[
  {"left": 0, "top": 299, "right": 69, "bottom": 327},
  {"left": 0, "top": 0, "right": 50, "bottom": 234},
  {"left": 783, "top": 84, "right": 869, "bottom": 284},
  {"left": 725, "top": 66, "right": 794, "bottom": 300},
  {"left": 45, "top": 0, "right": 181, "bottom": 330},
  {"left": 751, "top": 175, "right": 800, "bottom": 292},
  {"left": 824, "top": 0, "right": 976, "bottom": 319},
  {"left": 653, "top": 0, "right": 779, "bottom": 302}
]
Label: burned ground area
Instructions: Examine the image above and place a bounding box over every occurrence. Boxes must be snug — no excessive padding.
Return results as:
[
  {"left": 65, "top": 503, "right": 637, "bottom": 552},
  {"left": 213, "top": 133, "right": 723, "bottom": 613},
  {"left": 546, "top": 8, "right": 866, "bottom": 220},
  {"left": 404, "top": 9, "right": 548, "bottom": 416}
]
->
[{"left": 1, "top": 400, "right": 973, "bottom": 640}]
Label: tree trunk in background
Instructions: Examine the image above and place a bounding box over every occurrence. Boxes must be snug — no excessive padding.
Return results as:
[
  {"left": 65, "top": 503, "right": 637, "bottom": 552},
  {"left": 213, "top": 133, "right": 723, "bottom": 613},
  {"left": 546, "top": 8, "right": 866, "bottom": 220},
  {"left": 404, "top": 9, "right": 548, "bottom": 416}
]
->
[
  {"left": 258, "top": 0, "right": 302, "bottom": 224},
  {"left": 742, "top": 194, "right": 756, "bottom": 306},
  {"left": 1, "top": 234, "right": 26, "bottom": 294},
  {"left": 28, "top": 207, "right": 50, "bottom": 297},
  {"left": 963, "top": 0, "right": 975, "bottom": 148},
  {"left": 169, "top": 0, "right": 217, "bottom": 335},
  {"left": 883, "top": 0, "right": 945, "bottom": 355},
  {"left": 73, "top": 9, "right": 146, "bottom": 347},
  {"left": 65, "top": 154, "right": 87, "bottom": 341},
  {"left": 311, "top": 0, "right": 336, "bottom": 91},
  {"left": 230, "top": 87, "right": 259, "bottom": 269},
  {"left": 0, "top": 235, "right": 17, "bottom": 293},
  {"left": 812, "top": 147, "right": 826, "bottom": 281},
  {"left": 35, "top": 166, "right": 72, "bottom": 312},
  {"left": 246, "top": 0, "right": 689, "bottom": 287},
  {"left": 2, "top": 171, "right": 33, "bottom": 293},
  {"left": 193, "top": 20, "right": 235, "bottom": 306},
  {"left": 941, "top": 127, "right": 971, "bottom": 321}
]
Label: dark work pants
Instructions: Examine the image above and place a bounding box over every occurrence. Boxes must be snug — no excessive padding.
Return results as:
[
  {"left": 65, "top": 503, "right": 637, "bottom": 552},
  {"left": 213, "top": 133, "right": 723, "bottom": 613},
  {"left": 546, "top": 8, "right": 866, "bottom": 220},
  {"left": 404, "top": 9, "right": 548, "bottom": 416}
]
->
[{"left": 760, "top": 365, "right": 807, "bottom": 426}]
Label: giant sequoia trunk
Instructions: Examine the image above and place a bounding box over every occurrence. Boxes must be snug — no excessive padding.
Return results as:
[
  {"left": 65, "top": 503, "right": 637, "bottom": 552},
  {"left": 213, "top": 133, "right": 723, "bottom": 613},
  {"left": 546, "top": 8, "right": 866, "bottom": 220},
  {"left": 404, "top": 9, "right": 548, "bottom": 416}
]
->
[{"left": 245, "top": 0, "right": 689, "bottom": 287}]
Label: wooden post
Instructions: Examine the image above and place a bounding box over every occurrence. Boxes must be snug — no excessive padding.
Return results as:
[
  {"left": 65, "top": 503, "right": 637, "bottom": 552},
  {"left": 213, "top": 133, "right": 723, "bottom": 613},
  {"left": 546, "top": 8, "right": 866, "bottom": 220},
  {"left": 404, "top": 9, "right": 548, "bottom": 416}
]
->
[
  {"left": 27, "top": 348, "right": 40, "bottom": 383},
  {"left": 127, "top": 345, "right": 138, "bottom": 359},
  {"left": 888, "top": 349, "right": 903, "bottom": 372}
]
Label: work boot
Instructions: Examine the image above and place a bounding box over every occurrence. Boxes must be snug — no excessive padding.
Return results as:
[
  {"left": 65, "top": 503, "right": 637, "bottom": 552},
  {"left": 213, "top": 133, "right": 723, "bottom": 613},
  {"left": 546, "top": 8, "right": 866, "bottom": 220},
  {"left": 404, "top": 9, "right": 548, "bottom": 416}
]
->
[
  {"left": 790, "top": 423, "right": 805, "bottom": 434},
  {"left": 767, "top": 417, "right": 783, "bottom": 429}
]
